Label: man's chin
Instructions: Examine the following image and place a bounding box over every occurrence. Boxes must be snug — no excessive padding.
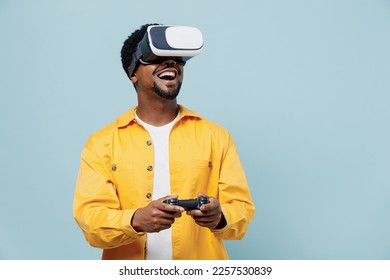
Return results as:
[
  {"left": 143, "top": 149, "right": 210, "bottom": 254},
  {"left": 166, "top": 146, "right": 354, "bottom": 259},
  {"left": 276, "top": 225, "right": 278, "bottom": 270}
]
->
[
  {"left": 155, "top": 91, "right": 179, "bottom": 100},
  {"left": 154, "top": 82, "right": 182, "bottom": 100}
]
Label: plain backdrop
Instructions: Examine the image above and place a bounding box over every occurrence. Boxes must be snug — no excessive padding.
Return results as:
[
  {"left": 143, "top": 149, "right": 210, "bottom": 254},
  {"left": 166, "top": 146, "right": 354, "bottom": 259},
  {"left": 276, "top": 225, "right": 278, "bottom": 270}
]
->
[{"left": 0, "top": 0, "right": 389, "bottom": 259}]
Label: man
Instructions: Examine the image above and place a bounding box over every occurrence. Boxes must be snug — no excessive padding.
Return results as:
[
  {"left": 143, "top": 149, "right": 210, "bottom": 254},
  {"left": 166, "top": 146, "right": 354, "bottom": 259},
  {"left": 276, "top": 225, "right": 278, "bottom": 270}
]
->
[{"left": 73, "top": 23, "right": 255, "bottom": 260}]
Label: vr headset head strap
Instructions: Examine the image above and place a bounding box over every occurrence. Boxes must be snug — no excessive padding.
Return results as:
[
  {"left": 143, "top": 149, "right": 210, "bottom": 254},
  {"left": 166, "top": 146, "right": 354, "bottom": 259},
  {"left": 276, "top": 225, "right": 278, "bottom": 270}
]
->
[{"left": 127, "top": 47, "right": 143, "bottom": 77}]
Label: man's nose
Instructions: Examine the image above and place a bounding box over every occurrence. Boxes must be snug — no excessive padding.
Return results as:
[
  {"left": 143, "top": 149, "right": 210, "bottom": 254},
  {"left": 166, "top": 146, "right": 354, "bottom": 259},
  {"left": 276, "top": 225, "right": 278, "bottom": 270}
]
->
[{"left": 161, "top": 59, "right": 177, "bottom": 66}]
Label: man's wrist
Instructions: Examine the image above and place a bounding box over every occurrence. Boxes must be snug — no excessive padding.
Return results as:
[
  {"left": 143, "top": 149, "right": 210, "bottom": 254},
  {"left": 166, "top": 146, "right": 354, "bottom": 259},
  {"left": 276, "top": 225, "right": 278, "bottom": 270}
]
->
[
  {"left": 130, "top": 209, "right": 143, "bottom": 232},
  {"left": 214, "top": 213, "right": 227, "bottom": 229}
]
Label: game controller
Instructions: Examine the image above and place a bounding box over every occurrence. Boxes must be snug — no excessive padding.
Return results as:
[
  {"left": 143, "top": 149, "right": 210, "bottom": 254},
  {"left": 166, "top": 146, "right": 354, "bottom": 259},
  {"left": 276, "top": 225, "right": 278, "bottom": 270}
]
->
[{"left": 163, "top": 196, "right": 209, "bottom": 211}]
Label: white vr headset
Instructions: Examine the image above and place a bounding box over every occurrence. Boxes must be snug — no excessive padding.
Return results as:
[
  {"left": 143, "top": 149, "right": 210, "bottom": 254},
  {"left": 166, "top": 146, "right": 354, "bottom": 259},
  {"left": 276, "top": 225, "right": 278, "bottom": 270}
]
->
[{"left": 128, "top": 25, "right": 203, "bottom": 77}]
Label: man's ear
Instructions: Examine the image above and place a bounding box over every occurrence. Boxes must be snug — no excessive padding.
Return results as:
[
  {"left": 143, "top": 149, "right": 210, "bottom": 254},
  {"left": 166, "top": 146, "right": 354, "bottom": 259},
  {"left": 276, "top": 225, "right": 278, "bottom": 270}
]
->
[{"left": 130, "top": 74, "right": 138, "bottom": 84}]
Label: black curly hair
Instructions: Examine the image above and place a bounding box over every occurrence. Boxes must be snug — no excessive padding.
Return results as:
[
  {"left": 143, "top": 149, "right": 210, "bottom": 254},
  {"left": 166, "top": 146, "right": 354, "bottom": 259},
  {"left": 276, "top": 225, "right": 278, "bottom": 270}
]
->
[{"left": 121, "top": 23, "right": 160, "bottom": 79}]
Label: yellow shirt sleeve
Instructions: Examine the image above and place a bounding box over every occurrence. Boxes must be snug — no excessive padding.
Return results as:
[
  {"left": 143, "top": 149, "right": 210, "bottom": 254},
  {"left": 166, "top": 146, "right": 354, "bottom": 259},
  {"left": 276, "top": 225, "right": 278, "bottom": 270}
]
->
[
  {"left": 211, "top": 132, "right": 255, "bottom": 240},
  {"left": 73, "top": 135, "right": 144, "bottom": 249}
]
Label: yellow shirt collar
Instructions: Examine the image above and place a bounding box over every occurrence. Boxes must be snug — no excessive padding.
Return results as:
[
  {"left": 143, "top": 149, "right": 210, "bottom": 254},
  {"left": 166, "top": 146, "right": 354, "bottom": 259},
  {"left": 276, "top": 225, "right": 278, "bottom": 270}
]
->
[{"left": 116, "top": 104, "right": 202, "bottom": 128}]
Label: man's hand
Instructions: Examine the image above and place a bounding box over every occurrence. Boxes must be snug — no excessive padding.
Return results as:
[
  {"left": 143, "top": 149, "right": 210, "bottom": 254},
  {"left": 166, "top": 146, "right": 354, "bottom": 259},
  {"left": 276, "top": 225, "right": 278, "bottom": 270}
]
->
[
  {"left": 131, "top": 195, "right": 184, "bottom": 233},
  {"left": 187, "top": 193, "right": 227, "bottom": 229}
]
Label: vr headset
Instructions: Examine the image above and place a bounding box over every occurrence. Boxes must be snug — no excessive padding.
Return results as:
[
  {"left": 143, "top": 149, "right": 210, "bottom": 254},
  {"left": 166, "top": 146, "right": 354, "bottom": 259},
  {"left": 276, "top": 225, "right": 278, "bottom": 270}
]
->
[{"left": 128, "top": 25, "right": 203, "bottom": 77}]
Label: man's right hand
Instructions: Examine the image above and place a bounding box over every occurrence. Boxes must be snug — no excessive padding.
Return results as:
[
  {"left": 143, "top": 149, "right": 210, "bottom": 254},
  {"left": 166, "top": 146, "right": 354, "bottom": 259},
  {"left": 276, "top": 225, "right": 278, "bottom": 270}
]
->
[{"left": 131, "top": 195, "right": 185, "bottom": 233}]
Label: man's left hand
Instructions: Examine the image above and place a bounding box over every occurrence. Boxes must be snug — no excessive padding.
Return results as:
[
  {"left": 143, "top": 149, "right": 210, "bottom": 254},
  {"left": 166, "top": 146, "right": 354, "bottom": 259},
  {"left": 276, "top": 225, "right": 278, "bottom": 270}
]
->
[{"left": 187, "top": 193, "right": 226, "bottom": 229}]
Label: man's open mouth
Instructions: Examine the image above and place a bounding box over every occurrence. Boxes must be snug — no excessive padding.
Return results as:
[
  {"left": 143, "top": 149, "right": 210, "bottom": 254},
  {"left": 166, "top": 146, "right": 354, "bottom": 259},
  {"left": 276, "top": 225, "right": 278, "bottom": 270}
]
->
[{"left": 158, "top": 71, "right": 177, "bottom": 81}]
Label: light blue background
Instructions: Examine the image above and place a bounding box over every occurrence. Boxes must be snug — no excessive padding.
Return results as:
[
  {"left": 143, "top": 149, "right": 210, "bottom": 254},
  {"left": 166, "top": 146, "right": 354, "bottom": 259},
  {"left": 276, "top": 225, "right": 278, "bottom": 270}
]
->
[{"left": 1, "top": 0, "right": 389, "bottom": 260}]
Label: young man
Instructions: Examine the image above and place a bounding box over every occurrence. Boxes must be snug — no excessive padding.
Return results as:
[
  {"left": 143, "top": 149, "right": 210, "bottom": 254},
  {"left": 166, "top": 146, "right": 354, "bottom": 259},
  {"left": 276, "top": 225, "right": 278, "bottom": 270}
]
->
[{"left": 73, "top": 24, "right": 255, "bottom": 260}]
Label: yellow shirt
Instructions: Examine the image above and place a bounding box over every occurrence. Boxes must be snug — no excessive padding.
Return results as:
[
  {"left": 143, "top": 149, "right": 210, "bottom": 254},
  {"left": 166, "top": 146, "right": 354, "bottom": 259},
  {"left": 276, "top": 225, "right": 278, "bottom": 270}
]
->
[{"left": 73, "top": 105, "right": 255, "bottom": 260}]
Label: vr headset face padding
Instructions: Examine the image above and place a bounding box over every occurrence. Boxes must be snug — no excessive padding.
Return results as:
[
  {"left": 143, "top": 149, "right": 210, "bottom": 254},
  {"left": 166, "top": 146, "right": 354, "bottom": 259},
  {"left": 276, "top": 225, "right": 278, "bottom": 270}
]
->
[{"left": 128, "top": 25, "right": 203, "bottom": 77}]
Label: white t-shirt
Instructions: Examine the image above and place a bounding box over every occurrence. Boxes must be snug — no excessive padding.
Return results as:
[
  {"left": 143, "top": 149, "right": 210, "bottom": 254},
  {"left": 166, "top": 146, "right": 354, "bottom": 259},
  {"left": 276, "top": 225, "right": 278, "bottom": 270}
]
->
[{"left": 135, "top": 111, "right": 180, "bottom": 260}]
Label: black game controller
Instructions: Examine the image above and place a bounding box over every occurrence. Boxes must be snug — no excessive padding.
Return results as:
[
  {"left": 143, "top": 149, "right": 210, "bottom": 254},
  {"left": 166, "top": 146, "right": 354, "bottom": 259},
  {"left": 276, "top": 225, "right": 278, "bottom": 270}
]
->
[{"left": 163, "top": 196, "right": 209, "bottom": 211}]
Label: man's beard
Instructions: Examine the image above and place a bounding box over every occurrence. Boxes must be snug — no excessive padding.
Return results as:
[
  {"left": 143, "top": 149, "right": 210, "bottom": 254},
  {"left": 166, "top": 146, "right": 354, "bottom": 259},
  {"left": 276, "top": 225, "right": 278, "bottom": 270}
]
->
[{"left": 153, "top": 80, "right": 182, "bottom": 100}]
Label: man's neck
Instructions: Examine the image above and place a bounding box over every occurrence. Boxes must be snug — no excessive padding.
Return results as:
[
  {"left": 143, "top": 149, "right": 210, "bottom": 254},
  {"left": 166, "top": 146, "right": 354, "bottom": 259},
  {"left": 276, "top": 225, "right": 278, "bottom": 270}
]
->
[{"left": 136, "top": 99, "right": 179, "bottom": 127}]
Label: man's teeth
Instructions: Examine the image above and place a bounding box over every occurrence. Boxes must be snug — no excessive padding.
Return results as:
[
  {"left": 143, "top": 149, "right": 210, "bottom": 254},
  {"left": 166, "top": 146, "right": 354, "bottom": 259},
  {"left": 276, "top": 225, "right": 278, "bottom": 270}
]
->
[{"left": 158, "top": 71, "right": 176, "bottom": 79}]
